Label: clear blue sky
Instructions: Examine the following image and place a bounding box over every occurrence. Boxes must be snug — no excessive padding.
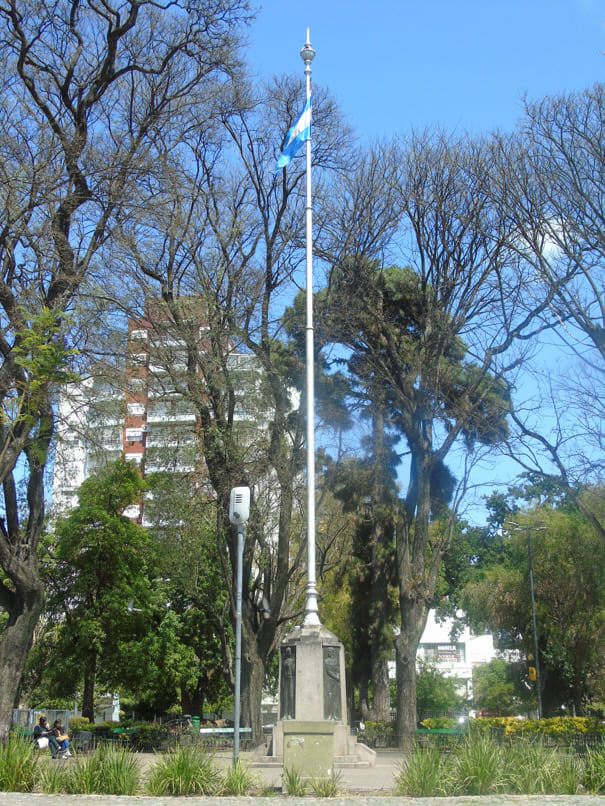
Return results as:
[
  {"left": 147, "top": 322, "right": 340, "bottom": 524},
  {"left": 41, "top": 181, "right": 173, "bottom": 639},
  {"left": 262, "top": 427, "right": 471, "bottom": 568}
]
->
[{"left": 248, "top": 0, "right": 605, "bottom": 140}]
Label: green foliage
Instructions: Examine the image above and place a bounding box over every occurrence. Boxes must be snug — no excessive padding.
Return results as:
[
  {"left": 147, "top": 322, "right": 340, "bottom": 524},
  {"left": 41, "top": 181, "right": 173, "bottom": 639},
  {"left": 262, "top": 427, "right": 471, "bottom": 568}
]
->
[
  {"left": 358, "top": 720, "right": 396, "bottom": 746},
  {"left": 220, "top": 759, "right": 256, "bottom": 794},
  {"left": 146, "top": 746, "right": 221, "bottom": 796},
  {"left": 8, "top": 307, "right": 78, "bottom": 435},
  {"left": 421, "top": 717, "right": 457, "bottom": 729},
  {"left": 129, "top": 474, "right": 231, "bottom": 717},
  {"left": 308, "top": 771, "right": 343, "bottom": 797},
  {"left": 63, "top": 744, "right": 139, "bottom": 795},
  {"left": 584, "top": 744, "right": 605, "bottom": 793},
  {"left": 37, "top": 758, "right": 65, "bottom": 793},
  {"left": 35, "top": 458, "right": 152, "bottom": 709},
  {"left": 395, "top": 745, "right": 444, "bottom": 796},
  {"left": 67, "top": 718, "right": 90, "bottom": 733},
  {"left": 448, "top": 732, "right": 507, "bottom": 795},
  {"left": 470, "top": 716, "right": 605, "bottom": 737},
  {"left": 472, "top": 658, "right": 525, "bottom": 715},
  {"left": 0, "top": 736, "right": 38, "bottom": 792},
  {"left": 324, "top": 262, "right": 511, "bottom": 451},
  {"left": 282, "top": 766, "right": 308, "bottom": 796},
  {"left": 463, "top": 500, "right": 605, "bottom": 714},
  {"left": 504, "top": 739, "right": 561, "bottom": 794},
  {"left": 394, "top": 734, "right": 605, "bottom": 797},
  {"left": 416, "top": 659, "right": 464, "bottom": 718},
  {"left": 553, "top": 755, "right": 584, "bottom": 795}
]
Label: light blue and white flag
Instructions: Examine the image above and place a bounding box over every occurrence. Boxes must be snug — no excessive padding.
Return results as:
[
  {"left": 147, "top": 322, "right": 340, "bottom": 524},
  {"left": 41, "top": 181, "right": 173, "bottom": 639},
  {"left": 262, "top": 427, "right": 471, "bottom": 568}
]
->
[{"left": 276, "top": 96, "right": 312, "bottom": 171}]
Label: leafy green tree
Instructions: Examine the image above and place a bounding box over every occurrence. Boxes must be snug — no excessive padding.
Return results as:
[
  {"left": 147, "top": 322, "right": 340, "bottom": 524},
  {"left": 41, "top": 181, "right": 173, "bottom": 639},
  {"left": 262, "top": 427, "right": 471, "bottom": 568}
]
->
[
  {"left": 472, "top": 658, "right": 526, "bottom": 716},
  {"left": 463, "top": 500, "right": 605, "bottom": 715},
  {"left": 322, "top": 451, "right": 398, "bottom": 722},
  {"left": 42, "top": 459, "right": 151, "bottom": 721},
  {"left": 416, "top": 660, "right": 464, "bottom": 719},
  {"left": 132, "top": 473, "right": 233, "bottom": 718},
  {"left": 323, "top": 250, "right": 514, "bottom": 746},
  {"left": 316, "top": 126, "right": 560, "bottom": 746}
]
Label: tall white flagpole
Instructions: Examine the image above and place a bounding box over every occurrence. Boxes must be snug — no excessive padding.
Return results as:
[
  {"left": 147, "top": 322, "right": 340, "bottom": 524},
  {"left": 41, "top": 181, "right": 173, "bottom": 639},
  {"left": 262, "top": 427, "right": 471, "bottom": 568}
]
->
[{"left": 300, "top": 31, "right": 320, "bottom": 627}]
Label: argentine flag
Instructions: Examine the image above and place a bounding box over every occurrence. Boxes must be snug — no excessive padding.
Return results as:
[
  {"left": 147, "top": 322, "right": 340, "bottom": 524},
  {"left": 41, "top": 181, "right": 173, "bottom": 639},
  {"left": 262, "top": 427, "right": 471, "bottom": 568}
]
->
[{"left": 276, "top": 96, "right": 311, "bottom": 170}]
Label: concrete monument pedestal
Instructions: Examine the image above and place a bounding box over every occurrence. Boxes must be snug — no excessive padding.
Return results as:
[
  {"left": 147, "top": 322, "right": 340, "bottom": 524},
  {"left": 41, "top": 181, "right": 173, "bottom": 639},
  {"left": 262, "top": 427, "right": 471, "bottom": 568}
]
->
[{"left": 270, "top": 623, "right": 375, "bottom": 771}]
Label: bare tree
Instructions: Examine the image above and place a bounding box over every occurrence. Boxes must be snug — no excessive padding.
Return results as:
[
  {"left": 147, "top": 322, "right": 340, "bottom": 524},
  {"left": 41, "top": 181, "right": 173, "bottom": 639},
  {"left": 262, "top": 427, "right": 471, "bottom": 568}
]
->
[
  {"left": 101, "top": 75, "right": 353, "bottom": 744},
  {"left": 0, "top": 0, "right": 250, "bottom": 741},
  {"left": 493, "top": 84, "right": 605, "bottom": 536}
]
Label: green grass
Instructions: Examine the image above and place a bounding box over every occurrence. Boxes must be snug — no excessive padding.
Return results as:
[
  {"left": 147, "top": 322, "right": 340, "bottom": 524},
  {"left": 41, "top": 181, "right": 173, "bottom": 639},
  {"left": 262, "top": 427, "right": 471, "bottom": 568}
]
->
[
  {"left": 220, "top": 758, "right": 257, "bottom": 794},
  {"left": 36, "top": 758, "right": 66, "bottom": 794},
  {"left": 146, "top": 745, "right": 221, "bottom": 796},
  {"left": 504, "top": 737, "right": 559, "bottom": 794},
  {"left": 0, "top": 736, "right": 38, "bottom": 792},
  {"left": 64, "top": 744, "right": 139, "bottom": 795},
  {"left": 584, "top": 743, "right": 605, "bottom": 793},
  {"left": 445, "top": 733, "right": 507, "bottom": 795},
  {"left": 282, "top": 765, "right": 308, "bottom": 795},
  {"left": 308, "top": 770, "right": 343, "bottom": 796},
  {"left": 395, "top": 744, "right": 444, "bottom": 796}
]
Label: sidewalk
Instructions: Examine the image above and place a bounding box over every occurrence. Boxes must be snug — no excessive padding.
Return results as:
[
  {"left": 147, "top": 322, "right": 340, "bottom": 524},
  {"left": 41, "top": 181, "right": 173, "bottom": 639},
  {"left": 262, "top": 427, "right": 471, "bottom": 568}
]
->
[{"left": 3, "top": 791, "right": 605, "bottom": 805}]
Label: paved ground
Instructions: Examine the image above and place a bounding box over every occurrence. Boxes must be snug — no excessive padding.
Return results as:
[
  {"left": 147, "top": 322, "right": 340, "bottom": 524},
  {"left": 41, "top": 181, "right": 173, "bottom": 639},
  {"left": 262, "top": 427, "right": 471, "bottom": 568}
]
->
[{"left": 2, "top": 793, "right": 605, "bottom": 805}]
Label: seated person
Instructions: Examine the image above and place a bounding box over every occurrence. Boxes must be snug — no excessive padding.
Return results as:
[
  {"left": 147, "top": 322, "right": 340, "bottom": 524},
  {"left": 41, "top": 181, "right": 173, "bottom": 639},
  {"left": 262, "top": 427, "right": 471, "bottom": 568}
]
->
[
  {"left": 33, "top": 716, "right": 60, "bottom": 759},
  {"left": 51, "top": 719, "right": 72, "bottom": 758}
]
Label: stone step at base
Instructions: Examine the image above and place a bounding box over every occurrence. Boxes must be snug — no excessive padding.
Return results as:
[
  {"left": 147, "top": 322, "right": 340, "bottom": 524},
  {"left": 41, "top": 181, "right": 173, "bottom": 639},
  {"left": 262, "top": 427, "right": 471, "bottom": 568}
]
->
[{"left": 254, "top": 756, "right": 371, "bottom": 769}]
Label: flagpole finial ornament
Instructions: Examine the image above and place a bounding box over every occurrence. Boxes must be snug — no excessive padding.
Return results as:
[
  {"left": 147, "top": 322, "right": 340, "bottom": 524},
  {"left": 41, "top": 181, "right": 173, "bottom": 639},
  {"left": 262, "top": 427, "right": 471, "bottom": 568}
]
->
[{"left": 300, "top": 35, "right": 315, "bottom": 68}]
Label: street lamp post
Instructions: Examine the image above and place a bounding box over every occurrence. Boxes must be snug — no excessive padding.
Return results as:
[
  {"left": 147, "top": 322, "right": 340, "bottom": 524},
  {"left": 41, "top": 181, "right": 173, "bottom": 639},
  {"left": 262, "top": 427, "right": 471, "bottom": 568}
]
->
[
  {"left": 506, "top": 521, "right": 546, "bottom": 719},
  {"left": 229, "top": 487, "right": 250, "bottom": 763}
]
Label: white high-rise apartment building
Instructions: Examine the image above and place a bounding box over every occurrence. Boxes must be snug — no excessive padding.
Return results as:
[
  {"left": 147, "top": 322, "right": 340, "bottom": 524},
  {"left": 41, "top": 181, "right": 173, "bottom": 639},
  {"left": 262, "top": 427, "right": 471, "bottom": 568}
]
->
[{"left": 52, "top": 300, "right": 268, "bottom": 519}]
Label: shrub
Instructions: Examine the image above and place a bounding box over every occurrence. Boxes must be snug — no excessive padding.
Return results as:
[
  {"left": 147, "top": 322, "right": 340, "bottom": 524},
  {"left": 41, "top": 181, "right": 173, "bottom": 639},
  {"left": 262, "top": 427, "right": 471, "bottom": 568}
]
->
[
  {"left": 448, "top": 732, "right": 506, "bottom": 795},
  {"left": 67, "top": 717, "right": 90, "bottom": 734},
  {"left": 420, "top": 717, "right": 457, "bottom": 730},
  {"left": 146, "top": 746, "right": 220, "bottom": 796},
  {"left": 470, "top": 716, "right": 605, "bottom": 739},
  {"left": 584, "top": 744, "right": 605, "bottom": 793},
  {"left": 395, "top": 745, "right": 444, "bottom": 796},
  {"left": 548, "top": 754, "right": 583, "bottom": 795},
  {"left": 220, "top": 759, "right": 256, "bottom": 794},
  {"left": 309, "top": 771, "right": 342, "bottom": 797},
  {"left": 282, "top": 766, "right": 308, "bottom": 795},
  {"left": 63, "top": 744, "right": 139, "bottom": 795},
  {"left": 0, "top": 736, "right": 38, "bottom": 792},
  {"left": 359, "top": 720, "right": 396, "bottom": 746},
  {"left": 504, "top": 738, "right": 560, "bottom": 794},
  {"left": 37, "top": 757, "right": 66, "bottom": 793}
]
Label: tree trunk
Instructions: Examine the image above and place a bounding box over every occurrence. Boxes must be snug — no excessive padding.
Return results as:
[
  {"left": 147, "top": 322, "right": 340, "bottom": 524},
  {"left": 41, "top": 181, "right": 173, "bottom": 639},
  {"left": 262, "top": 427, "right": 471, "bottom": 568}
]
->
[
  {"left": 394, "top": 600, "right": 429, "bottom": 749},
  {"left": 358, "top": 677, "right": 370, "bottom": 721},
  {"left": 367, "top": 400, "right": 394, "bottom": 723},
  {"left": 369, "top": 652, "right": 391, "bottom": 722},
  {"left": 0, "top": 582, "right": 45, "bottom": 742},
  {"left": 241, "top": 648, "right": 265, "bottom": 747},
  {"left": 181, "top": 677, "right": 206, "bottom": 717},
  {"left": 82, "top": 653, "right": 97, "bottom": 723},
  {"left": 368, "top": 519, "right": 392, "bottom": 722}
]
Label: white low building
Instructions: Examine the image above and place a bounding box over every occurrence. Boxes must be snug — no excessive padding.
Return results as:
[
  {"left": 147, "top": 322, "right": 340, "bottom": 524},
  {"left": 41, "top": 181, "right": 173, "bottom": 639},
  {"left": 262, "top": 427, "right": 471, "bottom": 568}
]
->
[
  {"left": 416, "top": 609, "right": 498, "bottom": 698},
  {"left": 389, "top": 610, "right": 499, "bottom": 700}
]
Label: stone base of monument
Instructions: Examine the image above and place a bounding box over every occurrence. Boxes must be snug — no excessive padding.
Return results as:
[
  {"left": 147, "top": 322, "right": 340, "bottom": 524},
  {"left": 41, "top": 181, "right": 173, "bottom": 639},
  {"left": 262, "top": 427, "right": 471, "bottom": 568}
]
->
[
  {"left": 282, "top": 721, "right": 334, "bottom": 778},
  {"left": 267, "top": 622, "right": 376, "bottom": 770}
]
